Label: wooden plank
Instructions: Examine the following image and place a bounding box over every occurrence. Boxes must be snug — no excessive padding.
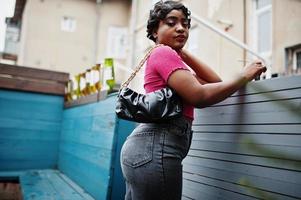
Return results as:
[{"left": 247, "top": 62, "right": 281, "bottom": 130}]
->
[
  {"left": 43, "top": 170, "right": 91, "bottom": 199},
  {"left": 0, "top": 118, "right": 61, "bottom": 132},
  {"left": 194, "top": 111, "right": 301, "bottom": 125},
  {"left": 0, "top": 139, "right": 58, "bottom": 159},
  {"left": 182, "top": 181, "right": 229, "bottom": 200},
  {"left": 60, "top": 129, "right": 114, "bottom": 149},
  {"left": 0, "top": 128, "right": 59, "bottom": 141},
  {"left": 20, "top": 170, "right": 94, "bottom": 200},
  {"left": 192, "top": 124, "right": 301, "bottom": 134},
  {"left": 58, "top": 172, "right": 94, "bottom": 200},
  {"left": 0, "top": 89, "right": 64, "bottom": 103},
  {"left": 0, "top": 63, "right": 69, "bottom": 82},
  {"left": 183, "top": 156, "right": 301, "bottom": 185},
  {"left": 230, "top": 75, "right": 301, "bottom": 96},
  {"left": 58, "top": 152, "right": 109, "bottom": 200},
  {"left": 194, "top": 98, "right": 301, "bottom": 118},
  {"left": 183, "top": 164, "right": 301, "bottom": 199},
  {"left": 211, "top": 88, "right": 301, "bottom": 106},
  {"left": 183, "top": 178, "right": 257, "bottom": 200},
  {"left": 64, "top": 90, "right": 108, "bottom": 108},
  {"left": 188, "top": 149, "right": 301, "bottom": 172},
  {"left": 0, "top": 182, "right": 22, "bottom": 200},
  {"left": 183, "top": 172, "right": 299, "bottom": 200},
  {"left": 0, "top": 76, "right": 66, "bottom": 95},
  {"left": 0, "top": 159, "right": 57, "bottom": 171},
  {"left": 0, "top": 99, "right": 63, "bottom": 122},
  {"left": 184, "top": 163, "right": 291, "bottom": 196},
  {"left": 192, "top": 132, "right": 301, "bottom": 147},
  {"left": 59, "top": 141, "right": 112, "bottom": 167},
  {"left": 190, "top": 140, "right": 301, "bottom": 158}
]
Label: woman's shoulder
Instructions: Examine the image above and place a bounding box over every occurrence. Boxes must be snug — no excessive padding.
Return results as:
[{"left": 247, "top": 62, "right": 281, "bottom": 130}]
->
[{"left": 150, "top": 45, "right": 180, "bottom": 59}]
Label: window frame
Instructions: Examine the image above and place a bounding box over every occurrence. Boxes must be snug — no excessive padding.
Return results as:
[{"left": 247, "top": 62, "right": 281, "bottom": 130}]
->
[
  {"left": 61, "top": 16, "right": 76, "bottom": 32},
  {"left": 293, "top": 48, "right": 301, "bottom": 70}
]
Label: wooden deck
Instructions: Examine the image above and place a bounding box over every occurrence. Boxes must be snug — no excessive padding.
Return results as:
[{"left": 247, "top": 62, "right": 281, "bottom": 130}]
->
[{"left": 20, "top": 170, "right": 94, "bottom": 200}]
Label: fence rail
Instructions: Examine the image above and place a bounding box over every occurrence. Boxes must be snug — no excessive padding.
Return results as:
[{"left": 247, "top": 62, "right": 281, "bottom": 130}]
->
[{"left": 0, "top": 63, "right": 69, "bottom": 95}]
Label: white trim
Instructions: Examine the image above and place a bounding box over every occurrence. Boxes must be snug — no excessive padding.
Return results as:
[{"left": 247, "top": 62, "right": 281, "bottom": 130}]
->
[{"left": 257, "top": 4, "right": 272, "bottom": 14}]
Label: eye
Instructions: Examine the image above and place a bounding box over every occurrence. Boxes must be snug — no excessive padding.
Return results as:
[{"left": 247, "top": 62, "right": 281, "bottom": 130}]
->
[
  {"left": 182, "top": 19, "right": 189, "bottom": 28},
  {"left": 164, "top": 19, "right": 176, "bottom": 27}
]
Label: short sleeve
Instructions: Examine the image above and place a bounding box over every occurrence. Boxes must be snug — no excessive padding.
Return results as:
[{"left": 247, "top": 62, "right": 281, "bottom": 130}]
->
[{"left": 147, "top": 46, "right": 189, "bottom": 83}]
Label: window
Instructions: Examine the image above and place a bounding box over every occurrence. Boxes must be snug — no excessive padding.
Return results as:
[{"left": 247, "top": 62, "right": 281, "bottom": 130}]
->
[
  {"left": 254, "top": 0, "right": 272, "bottom": 55},
  {"left": 251, "top": 0, "right": 272, "bottom": 78},
  {"left": 106, "top": 26, "right": 127, "bottom": 59},
  {"left": 4, "top": 26, "right": 19, "bottom": 55},
  {"left": 61, "top": 16, "right": 76, "bottom": 32},
  {"left": 285, "top": 44, "right": 301, "bottom": 75},
  {"left": 293, "top": 49, "right": 301, "bottom": 70}
]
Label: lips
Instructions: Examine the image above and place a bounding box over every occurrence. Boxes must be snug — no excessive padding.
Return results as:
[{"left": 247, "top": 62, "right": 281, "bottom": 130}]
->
[
  {"left": 175, "top": 35, "right": 187, "bottom": 43},
  {"left": 175, "top": 35, "right": 186, "bottom": 40}
]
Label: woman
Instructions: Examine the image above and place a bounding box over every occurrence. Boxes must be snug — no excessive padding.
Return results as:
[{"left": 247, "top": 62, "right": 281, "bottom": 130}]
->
[{"left": 120, "top": 1, "right": 266, "bottom": 200}]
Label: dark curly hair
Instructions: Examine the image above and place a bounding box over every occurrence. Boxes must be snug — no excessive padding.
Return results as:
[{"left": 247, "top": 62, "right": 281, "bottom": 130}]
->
[{"left": 147, "top": 0, "right": 191, "bottom": 42}]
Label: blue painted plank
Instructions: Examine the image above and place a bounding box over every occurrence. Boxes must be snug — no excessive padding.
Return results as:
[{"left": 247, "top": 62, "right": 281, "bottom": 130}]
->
[
  {"left": 0, "top": 139, "right": 58, "bottom": 158},
  {"left": 60, "top": 129, "right": 114, "bottom": 149},
  {"left": 59, "top": 141, "right": 112, "bottom": 168},
  {"left": 0, "top": 128, "right": 59, "bottom": 141},
  {"left": 0, "top": 118, "right": 62, "bottom": 131},
  {"left": 0, "top": 99, "right": 63, "bottom": 122},
  {"left": 0, "top": 89, "right": 64, "bottom": 104}
]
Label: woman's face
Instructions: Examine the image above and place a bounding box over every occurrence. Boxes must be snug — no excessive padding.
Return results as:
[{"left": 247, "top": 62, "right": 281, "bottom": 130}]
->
[{"left": 154, "top": 9, "right": 189, "bottom": 51}]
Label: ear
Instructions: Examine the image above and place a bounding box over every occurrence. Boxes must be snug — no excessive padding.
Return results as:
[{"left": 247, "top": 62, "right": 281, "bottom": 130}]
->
[
  {"left": 153, "top": 32, "right": 158, "bottom": 39},
  {"left": 152, "top": 27, "right": 158, "bottom": 39}
]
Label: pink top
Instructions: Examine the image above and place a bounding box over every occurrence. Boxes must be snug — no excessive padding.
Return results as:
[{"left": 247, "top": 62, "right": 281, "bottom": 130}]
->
[{"left": 144, "top": 45, "right": 194, "bottom": 120}]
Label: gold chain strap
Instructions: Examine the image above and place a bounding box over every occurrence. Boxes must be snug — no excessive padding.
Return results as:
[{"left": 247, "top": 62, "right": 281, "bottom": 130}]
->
[{"left": 122, "top": 44, "right": 163, "bottom": 88}]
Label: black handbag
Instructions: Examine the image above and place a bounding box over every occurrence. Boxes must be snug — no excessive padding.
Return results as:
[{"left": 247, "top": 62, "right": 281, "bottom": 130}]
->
[{"left": 115, "top": 45, "right": 183, "bottom": 123}]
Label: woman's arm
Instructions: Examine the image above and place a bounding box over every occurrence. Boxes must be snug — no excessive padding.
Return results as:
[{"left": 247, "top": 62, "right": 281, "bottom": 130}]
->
[
  {"left": 179, "top": 49, "right": 222, "bottom": 83},
  {"left": 168, "top": 60, "right": 266, "bottom": 108}
]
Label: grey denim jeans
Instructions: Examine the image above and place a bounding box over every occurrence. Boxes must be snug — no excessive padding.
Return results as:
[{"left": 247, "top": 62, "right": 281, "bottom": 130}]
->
[{"left": 120, "top": 117, "right": 193, "bottom": 200}]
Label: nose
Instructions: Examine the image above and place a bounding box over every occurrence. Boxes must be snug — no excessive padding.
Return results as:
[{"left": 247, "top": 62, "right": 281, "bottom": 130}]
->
[{"left": 175, "top": 23, "right": 185, "bottom": 32}]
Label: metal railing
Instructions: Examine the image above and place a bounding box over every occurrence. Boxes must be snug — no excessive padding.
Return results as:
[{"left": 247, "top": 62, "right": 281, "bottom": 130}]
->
[{"left": 190, "top": 14, "right": 266, "bottom": 62}]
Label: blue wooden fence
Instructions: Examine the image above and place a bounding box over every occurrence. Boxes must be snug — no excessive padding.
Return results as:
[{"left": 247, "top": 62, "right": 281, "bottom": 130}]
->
[
  {"left": 0, "top": 89, "right": 135, "bottom": 200},
  {"left": 58, "top": 93, "right": 135, "bottom": 200},
  {"left": 0, "top": 89, "right": 64, "bottom": 171}
]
